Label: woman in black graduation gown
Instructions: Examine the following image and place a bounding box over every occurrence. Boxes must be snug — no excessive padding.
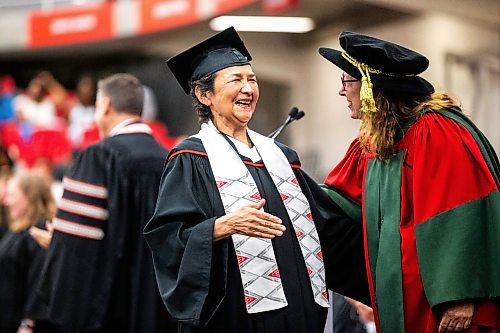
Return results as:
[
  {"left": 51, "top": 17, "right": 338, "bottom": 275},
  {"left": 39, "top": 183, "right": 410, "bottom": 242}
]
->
[
  {"left": 0, "top": 171, "right": 55, "bottom": 333},
  {"left": 144, "top": 27, "right": 369, "bottom": 333}
]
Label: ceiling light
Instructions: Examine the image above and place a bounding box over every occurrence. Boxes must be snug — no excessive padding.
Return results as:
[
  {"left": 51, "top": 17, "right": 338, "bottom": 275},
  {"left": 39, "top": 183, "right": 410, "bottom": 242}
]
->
[{"left": 210, "top": 16, "right": 315, "bottom": 33}]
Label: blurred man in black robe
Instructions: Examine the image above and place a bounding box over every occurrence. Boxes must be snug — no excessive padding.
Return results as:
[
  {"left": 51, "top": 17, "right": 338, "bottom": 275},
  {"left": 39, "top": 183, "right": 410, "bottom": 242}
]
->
[{"left": 32, "top": 73, "right": 174, "bottom": 332}]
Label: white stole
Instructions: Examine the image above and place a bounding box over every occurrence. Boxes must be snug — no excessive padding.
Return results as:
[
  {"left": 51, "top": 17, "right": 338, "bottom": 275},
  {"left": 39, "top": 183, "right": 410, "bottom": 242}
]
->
[{"left": 198, "top": 121, "right": 328, "bottom": 313}]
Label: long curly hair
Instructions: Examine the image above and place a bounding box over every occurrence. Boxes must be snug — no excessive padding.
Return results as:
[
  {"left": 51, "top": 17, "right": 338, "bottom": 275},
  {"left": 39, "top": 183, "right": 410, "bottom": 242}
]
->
[
  {"left": 359, "top": 92, "right": 461, "bottom": 160},
  {"left": 8, "top": 171, "right": 56, "bottom": 232}
]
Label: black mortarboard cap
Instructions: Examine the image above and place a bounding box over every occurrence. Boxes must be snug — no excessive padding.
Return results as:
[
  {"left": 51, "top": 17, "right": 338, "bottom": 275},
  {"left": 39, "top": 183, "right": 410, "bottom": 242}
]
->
[
  {"left": 167, "top": 27, "right": 252, "bottom": 94},
  {"left": 319, "top": 31, "right": 434, "bottom": 96}
]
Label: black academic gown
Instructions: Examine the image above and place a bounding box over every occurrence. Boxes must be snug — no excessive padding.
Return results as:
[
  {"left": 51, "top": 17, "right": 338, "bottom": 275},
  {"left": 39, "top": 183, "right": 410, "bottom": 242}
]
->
[
  {"left": 0, "top": 222, "right": 46, "bottom": 333},
  {"left": 34, "top": 130, "right": 176, "bottom": 333},
  {"left": 144, "top": 137, "right": 369, "bottom": 333}
]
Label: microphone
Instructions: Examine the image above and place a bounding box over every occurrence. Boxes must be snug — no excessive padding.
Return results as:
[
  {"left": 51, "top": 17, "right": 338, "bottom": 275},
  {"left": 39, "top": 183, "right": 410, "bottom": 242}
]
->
[
  {"left": 294, "top": 110, "right": 305, "bottom": 120},
  {"left": 268, "top": 107, "right": 305, "bottom": 139},
  {"left": 287, "top": 107, "right": 299, "bottom": 122}
]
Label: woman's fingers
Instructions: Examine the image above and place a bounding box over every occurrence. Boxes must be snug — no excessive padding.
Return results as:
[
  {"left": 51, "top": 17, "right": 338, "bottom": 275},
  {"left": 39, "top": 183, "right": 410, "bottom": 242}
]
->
[
  {"left": 438, "top": 301, "right": 474, "bottom": 332},
  {"left": 236, "top": 218, "right": 285, "bottom": 238},
  {"left": 234, "top": 209, "right": 286, "bottom": 237},
  {"left": 252, "top": 199, "right": 266, "bottom": 210},
  {"left": 46, "top": 219, "right": 54, "bottom": 232},
  {"left": 215, "top": 199, "right": 288, "bottom": 239},
  {"left": 463, "top": 318, "right": 472, "bottom": 330}
]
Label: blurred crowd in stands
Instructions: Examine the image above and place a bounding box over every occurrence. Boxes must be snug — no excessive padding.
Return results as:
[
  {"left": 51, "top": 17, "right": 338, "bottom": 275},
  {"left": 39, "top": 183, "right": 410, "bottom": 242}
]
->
[{"left": 0, "top": 71, "right": 181, "bottom": 188}]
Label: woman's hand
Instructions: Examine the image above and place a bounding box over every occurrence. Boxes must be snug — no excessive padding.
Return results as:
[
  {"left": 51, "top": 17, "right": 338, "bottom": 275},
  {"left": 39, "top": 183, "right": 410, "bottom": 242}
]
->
[
  {"left": 438, "top": 300, "right": 474, "bottom": 332},
  {"left": 29, "top": 220, "right": 54, "bottom": 249},
  {"left": 17, "top": 319, "right": 35, "bottom": 333},
  {"left": 345, "top": 297, "right": 374, "bottom": 323},
  {"left": 213, "top": 199, "right": 285, "bottom": 241}
]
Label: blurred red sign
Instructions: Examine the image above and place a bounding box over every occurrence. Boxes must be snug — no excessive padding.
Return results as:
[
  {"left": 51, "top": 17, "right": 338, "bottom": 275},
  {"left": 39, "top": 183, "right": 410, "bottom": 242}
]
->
[
  {"left": 139, "top": 0, "right": 198, "bottom": 34},
  {"left": 140, "top": 0, "right": 258, "bottom": 34},
  {"left": 214, "top": 0, "right": 257, "bottom": 13},
  {"left": 263, "top": 0, "right": 298, "bottom": 13},
  {"left": 28, "top": 3, "right": 113, "bottom": 48}
]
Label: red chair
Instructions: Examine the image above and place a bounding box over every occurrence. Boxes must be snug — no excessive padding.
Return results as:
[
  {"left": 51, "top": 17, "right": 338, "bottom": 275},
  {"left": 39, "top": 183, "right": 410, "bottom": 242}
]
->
[
  {"left": 147, "top": 121, "right": 180, "bottom": 150},
  {"left": 1, "top": 121, "right": 23, "bottom": 148},
  {"left": 31, "top": 129, "right": 72, "bottom": 165},
  {"left": 79, "top": 125, "right": 101, "bottom": 150}
]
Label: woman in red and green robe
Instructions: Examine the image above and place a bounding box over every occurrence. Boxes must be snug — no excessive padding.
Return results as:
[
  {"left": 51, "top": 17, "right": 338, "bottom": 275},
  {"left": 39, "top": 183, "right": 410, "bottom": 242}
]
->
[
  {"left": 323, "top": 104, "right": 499, "bottom": 332},
  {"left": 319, "top": 31, "right": 499, "bottom": 333}
]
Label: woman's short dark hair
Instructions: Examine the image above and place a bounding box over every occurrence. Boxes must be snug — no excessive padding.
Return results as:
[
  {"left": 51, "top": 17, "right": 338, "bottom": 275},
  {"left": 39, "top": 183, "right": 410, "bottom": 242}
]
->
[{"left": 189, "top": 72, "right": 216, "bottom": 124}]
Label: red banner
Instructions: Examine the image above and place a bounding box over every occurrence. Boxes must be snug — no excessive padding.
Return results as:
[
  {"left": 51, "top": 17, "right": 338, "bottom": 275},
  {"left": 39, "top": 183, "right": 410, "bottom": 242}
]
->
[
  {"left": 28, "top": 3, "right": 113, "bottom": 48},
  {"left": 214, "top": 0, "right": 257, "bottom": 13},
  {"left": 139, "top": 0, "right": 258, "bottom": 34},
  {"left": 263, "top": 0, "right": 298, "bottom": 13},
  {"left": 139, "top": 0, "right": 198, "bottom": 34}
]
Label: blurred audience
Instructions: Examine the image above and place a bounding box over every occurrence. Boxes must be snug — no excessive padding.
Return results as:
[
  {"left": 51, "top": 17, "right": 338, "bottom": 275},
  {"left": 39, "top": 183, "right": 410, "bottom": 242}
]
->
[
  {"left": 0, "top": 75, "right": 16, "bottom": 123},
  {"left": 1, "top": 70, "right": 179, "bottom": 171},
  {"left": 36, "top": 71, "right": 70, "bottom": 119},
  {"left": 13, "top": 77, "right": 56, "bottom": 130},
  {"left": 141, "top": 85, "right": 159, "bottom": 122},
  {"left": 0, "top": 145, "right": 14, "bottom": 239},
  {"left": 0, "top": 171, "right": 55, "bottom": 333},
  {"left": 67, "top": 74, "right": 96, "bottom": 148}
]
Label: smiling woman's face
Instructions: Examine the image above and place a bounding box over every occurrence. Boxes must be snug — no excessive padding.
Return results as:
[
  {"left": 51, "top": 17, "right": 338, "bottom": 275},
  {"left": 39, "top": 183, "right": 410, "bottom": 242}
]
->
[
  {"left": 203, "top": 65, "right": 259, "bottom": 130},
  {"left": 339, "top": 72, "right": 362, "bottom": 120}
]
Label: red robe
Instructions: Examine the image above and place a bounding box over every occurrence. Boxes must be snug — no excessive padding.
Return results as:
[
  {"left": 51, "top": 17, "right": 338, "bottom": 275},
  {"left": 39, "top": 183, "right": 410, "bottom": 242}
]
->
[{"left": 323, "top": 109, "right": 499, "bottom": 333}]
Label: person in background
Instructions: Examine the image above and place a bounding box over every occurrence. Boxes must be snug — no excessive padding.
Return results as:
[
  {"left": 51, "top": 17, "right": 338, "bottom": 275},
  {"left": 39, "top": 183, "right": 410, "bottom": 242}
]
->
[
  {"left": 36, "top": 71, "right": 70, "bottom": 119},
  {"left": 67, "top": 74, "right": 97, "bottom": 149},
  {"left": 320, "top": 31, "right": 499, "bottom": 333},
  {"left": 32, "top": 73, "right": 174, "bottom": 333},
  {"left": 0, "top": 171, "right": 55, "bottom": 333},
  {"left": 141, "top": 85, "right": 159, "bottom": 122},
  {"left": 0, "top": 75, "right": 16, "bottom": 123},
  {"left": 0, "top": 145, "right": 14, "bottom": 239},
  {"left": 13, "top": 77, "right": 56, "bottom": 130},
  {"left": 144, "top": 27, "right": 369, "bottom": 333}
]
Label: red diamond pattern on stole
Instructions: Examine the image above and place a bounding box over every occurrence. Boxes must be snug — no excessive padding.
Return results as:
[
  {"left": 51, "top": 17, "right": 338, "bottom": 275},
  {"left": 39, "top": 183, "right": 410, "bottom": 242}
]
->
[
  {"left": 216, "top": 180, "right": 227, "bottom": 188},
  {"left": 268, "top": 268, "right": 281, "bottom": 279},
  {"left": 237, "top": 255, "right": 249, "bottom": 266},
  {"left": 295, "top": 230, "right": 304, "bottom": 238},
  {"left": 200, "top": 124, "right": 290, "bottom": 313},
  {"left": 268, "top": 172, "right": 328, "bottom": 308},
  {"left": 250, "top": 192, "right": 262, "bottom": 200},
  {"left": 322, "top": 291, "right": 328, "bottom": 300},
  {"left": 280, "top": 193, "right": 289, "bottom": 201},
  {"left": 291, "top": 177, "right": 299, "bottom": 186},
  {"left": 245, "top": 295, "right": 257, "bottom": 305},
  {"left": 316, "top": 250, "right": 323, "bottom": 260}
]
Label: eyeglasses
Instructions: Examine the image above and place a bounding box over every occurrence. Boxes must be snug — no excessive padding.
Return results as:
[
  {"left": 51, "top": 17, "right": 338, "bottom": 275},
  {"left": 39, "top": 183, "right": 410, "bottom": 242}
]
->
[{"left": 341, "top": 76, "right": 359, "bottom": 90}]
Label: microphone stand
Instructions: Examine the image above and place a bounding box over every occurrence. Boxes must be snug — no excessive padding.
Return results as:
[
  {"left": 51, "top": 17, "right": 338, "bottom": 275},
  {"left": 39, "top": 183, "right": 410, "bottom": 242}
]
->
[
  {"left": 268, "top": 108, "right": 305, "bottom": 139},
  {"left": 268, "top": 107, "right": 297, "bottom": 139}
]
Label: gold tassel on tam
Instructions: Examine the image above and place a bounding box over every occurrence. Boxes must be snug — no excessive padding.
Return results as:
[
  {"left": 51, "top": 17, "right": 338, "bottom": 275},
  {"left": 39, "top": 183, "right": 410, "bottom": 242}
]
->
[
  {"left": 359, "top": 65, "right": 377, "bottom": 113},
  {"left": 342, "top": 52, "right": 382, "bottom": 113}
]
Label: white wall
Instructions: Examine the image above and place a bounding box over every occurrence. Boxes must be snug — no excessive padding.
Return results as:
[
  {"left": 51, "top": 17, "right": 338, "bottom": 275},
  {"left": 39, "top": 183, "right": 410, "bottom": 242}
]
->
[{"left": 288, "top": 13, "right": 499, "bottom": 179}]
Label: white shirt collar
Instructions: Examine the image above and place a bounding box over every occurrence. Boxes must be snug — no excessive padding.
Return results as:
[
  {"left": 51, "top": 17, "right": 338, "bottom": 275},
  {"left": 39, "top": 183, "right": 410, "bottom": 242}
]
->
[{"left": 109, "top": 119, "right": 152, "bottom": 136}]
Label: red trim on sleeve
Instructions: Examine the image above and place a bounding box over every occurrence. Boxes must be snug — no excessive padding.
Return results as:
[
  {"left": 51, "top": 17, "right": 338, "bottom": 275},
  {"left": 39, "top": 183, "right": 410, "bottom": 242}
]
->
[
  {"left": 243, "top": 161, "right": 264, "bottom": 167},
  {"left": 168, "top": 149, "right": 208, "bottom": 160},
  {"left": 169, "top": 150, "right": 301, "bottom": 169}
]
